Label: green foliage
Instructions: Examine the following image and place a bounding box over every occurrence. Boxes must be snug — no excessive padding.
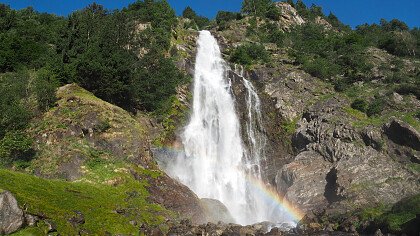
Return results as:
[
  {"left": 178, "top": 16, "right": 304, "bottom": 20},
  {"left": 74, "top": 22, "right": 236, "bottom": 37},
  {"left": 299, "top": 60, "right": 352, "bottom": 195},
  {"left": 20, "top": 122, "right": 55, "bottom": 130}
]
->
[
  {"left": 216, "top": 11, "right": 242, "bottom": 30},
  {"left": 351, "top": 99, "right": 368, "bottom": 113},
  {"left": 216, "top": 11, "right": 242, "bottom": 24},
  {"left": 242, "top": 0, "right": 271, "bottom": 16},
  {"left": 93, "top": 120, "right": 111, "bottom": 133},
  {"left": 288, "top": 23, "right": 372, "bottom": 85},
  {"left": 394, "top": 84, "right": 420, "bottom": 99},
  {"left": 0, "top": 5, "right": 65, "bottom": 72},
  {"left": 366, "top": 97, "right": 385, "bottom": 117},
  {"left": 132, "top": 51, "right": 188, "bottom": 112},
  {"left": 356, "top": 19, "right": 418, "bottom": 58},
  {"left": 182, "top": 6, "right": 210, "bottom": 29},
  {"left": 57, "top": 1, "right": 187, "bottom": 113},
  {"left": 34, "top": 68, "right": 59, "bottom": 111},
  {"left": 0, "top": 72, "right": 31, "bottom": 138},
  {"left": 126, "top": 0, "right": 177, "bottom": 31},
  {"left": 230, "top": 43, "right": 269, "bottom": 65},
  {"left": 265, "top": 5, "right": 281, "bottom": 20},
  {"left": 0, "top": 131, "right": 34, "bottom": 166},
  {"left": 360, "top": 194, "right": 420, "bottom": 234}
]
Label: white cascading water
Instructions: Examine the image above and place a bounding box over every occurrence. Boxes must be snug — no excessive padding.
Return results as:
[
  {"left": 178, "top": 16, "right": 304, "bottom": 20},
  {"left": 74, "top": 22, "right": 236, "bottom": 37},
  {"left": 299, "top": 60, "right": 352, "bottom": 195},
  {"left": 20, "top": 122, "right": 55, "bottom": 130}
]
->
[{"left": 167, "top": 30, "right": 288, "bottom": 225}]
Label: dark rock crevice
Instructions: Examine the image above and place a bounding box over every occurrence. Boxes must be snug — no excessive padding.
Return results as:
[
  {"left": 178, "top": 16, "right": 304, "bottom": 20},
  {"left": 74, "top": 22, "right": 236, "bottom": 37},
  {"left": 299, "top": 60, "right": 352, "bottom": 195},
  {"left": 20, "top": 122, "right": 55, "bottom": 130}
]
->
[{"left": 324, "top": 168, "right": 344, "bottom": 204}]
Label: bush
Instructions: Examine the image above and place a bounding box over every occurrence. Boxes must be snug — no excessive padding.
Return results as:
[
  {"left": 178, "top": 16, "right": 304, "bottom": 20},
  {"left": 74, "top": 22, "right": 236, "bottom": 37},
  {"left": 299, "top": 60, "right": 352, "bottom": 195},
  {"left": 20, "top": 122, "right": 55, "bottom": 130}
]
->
[
  {"left": 182, "top": 6, "right": 209, "bottom": 29},
  {"left": 395, "top": 84, "right": 420, "bottom": 99},
  {"left": 0, "top": 131, "right": 34, "bottom": 166},
  {"left": 302, "top": 57, "right": 341, "bottom": 80},
  {"left": 34, "top": 68, "right": 59, "bottom": 111},
  {"left": 367, "top": 98, "right": 385, "bottom": 117},
  {"left": 265, "top": 6, "right": 281, "bottom": 20},
  {"left": 216, "top": 11, "right": 242, "bottom": 24},
  {"left": 351, "top": 99, "right": 368, "bottom": 112},
  {"left": 0, "top": 72, "right": 32, "bottom": 138},
  {"left": 230, "top": 43, "right": 269, "bottom": 65}
]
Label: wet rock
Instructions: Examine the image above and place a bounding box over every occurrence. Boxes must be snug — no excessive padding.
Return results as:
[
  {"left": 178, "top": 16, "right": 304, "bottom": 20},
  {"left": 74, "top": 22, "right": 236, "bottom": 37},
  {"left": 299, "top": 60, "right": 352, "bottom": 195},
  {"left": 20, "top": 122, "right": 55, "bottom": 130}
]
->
[
  {"left": 200, "top": 198, "right": 235, "bottom": 223},
  {"left": 384, "top": 118, "right": 420, "bottom": 151},
  {"left": 0, "top": 191, "right": 24, "bottom": 235}
]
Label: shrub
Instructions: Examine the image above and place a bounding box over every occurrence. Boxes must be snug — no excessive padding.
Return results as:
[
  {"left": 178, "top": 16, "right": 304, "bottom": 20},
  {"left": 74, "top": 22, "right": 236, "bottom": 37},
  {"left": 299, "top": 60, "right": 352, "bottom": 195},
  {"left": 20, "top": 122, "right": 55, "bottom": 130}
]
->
[
  {"left": 0, "top": 131, "right": 34, "bottom": 166},
  {"left": 367, "top": 98, "right": 385, "bottom": 117},
  {"left": 34, "top": 68, "right": 59, "bottom": 111},
  {"left": 230, "top": 43, "right": 269, "bottom": 65},
  {"left": 216, "top": 11, "right": 242, "bottom": 24},
  {"left": 265, "top": 6, "right": 281, "bottom": 20},
  {"left": 351, "top": 99, "right": 368, "bottom": 112},
  {"left": 302, "top": 57, "right": 341, "bottom": 80},
  {"left": 394, "top": 84, "right": 420, "bottom": 99}
]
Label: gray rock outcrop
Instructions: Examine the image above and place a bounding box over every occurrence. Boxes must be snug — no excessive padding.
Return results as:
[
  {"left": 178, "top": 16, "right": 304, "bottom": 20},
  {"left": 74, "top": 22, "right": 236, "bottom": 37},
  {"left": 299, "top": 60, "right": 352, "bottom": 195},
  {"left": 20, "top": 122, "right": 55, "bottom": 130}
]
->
[
  {"left": 276, "top": 98, "right": 420, "bottom": 213},
  {"left": 200, "top": 198, "right": 235, "bottom": 224},
  {"left": 0, "top": 191, "right": 24, "bottom": 235}
]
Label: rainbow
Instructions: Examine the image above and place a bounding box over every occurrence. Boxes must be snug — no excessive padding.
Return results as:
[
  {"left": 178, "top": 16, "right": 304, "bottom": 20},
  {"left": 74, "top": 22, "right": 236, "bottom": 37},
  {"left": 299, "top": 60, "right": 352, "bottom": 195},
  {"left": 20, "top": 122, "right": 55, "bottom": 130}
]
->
[
  {"left": 243, "top": 172, "right": 305, "bottom": 223},
  {"left": 155, "top": 146, "right": 305, "bottom": 223}
]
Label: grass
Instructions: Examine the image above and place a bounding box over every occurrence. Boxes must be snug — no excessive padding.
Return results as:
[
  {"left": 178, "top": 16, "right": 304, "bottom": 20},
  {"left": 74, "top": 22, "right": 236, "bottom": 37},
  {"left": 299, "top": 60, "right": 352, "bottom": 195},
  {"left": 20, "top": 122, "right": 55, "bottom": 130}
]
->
[
  {"left": 359, "top": 203, "right": 389, "bottom": 221},
  {"left": 358, "top": 194, "right": 420, "bottom": 233},
  {"left": 343, "top": 106, "right": 419, "bottom": 131},
  {"left": 407, "top": 163, "right": 420, "bottom": 173},
  {"left": 281, "top": 117, "right": 299, "bottom": 136},
  {"left": 0, "top": 166, "right": 169, "bottom": 235},
  {"left": 379, "top": 194, "right": 420, "bottom": 232}
]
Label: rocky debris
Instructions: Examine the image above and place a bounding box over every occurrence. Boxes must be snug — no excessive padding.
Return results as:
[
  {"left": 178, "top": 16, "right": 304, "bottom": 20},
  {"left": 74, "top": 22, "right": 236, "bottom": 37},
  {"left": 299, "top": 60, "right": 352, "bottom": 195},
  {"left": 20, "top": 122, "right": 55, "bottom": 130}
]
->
[
  {"left": 68, "top": 210, "right": 85, "bottom": 227},
  {"left": 167, "top": 219, "right": 276, "bottom": 236},
  {"left": 24, "top": 213, "right": 39, "bottom": 227},
  {"left": 200, "top": 198, "right": 235, "bottom": 224},
  {"left": 166, "top": 218, "right": 356, "bottom": 236},
  {"left": 276, "top": 98, "right": 420, "bottom": 214},
  {"left": 361, "top": 126, "right": 384, "bottom": 151},
  {"left": 314, "top": 16, "right": 333, "bottom": 30},
  {"left": 384, "top": 118, "right": 420, "bottom": 151},
  {"left": 0, "top": 190, "right": 24, "bottom": 235}
]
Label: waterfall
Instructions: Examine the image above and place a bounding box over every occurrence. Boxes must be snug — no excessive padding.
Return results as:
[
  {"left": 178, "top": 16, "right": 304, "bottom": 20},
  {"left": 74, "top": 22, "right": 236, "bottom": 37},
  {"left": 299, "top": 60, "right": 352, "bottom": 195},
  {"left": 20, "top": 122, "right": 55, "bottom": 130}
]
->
[{"left": 166, "top": 30, "right": 289, "bottom": 225}]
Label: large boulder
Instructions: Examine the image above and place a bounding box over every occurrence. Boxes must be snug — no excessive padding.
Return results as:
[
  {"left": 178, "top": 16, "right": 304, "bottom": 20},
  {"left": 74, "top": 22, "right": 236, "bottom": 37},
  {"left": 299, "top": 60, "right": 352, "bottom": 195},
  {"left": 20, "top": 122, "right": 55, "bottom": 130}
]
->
[
  {"left": 200, "top": 198, "right": 235, "bottom": 224},
  {"left": 0, "top": 190, "right": 24, "bottom": 235},
  {"left": 384, "top": 118, "right": 420, "bottom": 151}
]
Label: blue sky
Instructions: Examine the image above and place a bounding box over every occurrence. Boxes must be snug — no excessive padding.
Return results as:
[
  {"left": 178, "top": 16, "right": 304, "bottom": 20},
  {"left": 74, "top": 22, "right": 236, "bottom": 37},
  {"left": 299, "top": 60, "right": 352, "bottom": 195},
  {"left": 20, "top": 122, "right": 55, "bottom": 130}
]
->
[{"left": 1, "top": 0, "right": 419, "bottom": 28}]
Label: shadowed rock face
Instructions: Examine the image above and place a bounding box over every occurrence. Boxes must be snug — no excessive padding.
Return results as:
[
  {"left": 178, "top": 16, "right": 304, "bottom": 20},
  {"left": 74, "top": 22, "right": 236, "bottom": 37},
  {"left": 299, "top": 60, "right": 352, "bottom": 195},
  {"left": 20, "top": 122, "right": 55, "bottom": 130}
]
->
[
  {"left": 0, "top": 191, "right": 24, "bottom": 235},
  {"left": 384, "top": 118, "right": 420, "bottom": 151}
]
